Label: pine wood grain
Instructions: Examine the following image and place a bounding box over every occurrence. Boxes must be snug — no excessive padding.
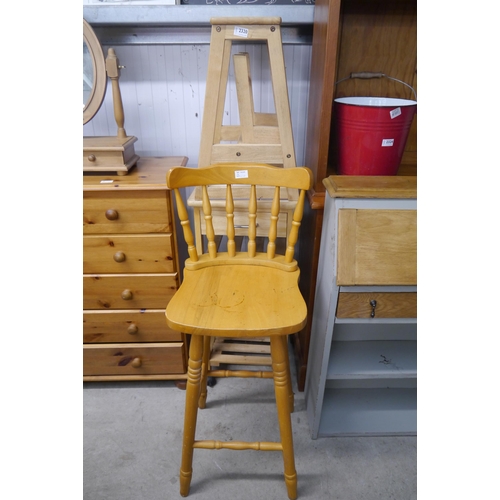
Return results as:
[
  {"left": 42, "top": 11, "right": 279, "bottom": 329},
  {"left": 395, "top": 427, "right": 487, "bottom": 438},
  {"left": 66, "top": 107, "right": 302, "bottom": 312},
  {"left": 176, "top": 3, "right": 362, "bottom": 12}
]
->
[
  {"left": 337, "top": 209, "right": 417, "bottom": 286},
  {"left": 83, "top": 310, "right": 182, "bottom": 343},
  {"left": 83, "top": 234, "right": 175, "bottom": 274},
  {"left": 83, "top": 343, "right": 185, "bottom": 376},
  {"left": 337, "top": 292, "right": 417, "bottom": 318},
  {"left": 84, "top": 273, "right": 178, "bottom": 310}
]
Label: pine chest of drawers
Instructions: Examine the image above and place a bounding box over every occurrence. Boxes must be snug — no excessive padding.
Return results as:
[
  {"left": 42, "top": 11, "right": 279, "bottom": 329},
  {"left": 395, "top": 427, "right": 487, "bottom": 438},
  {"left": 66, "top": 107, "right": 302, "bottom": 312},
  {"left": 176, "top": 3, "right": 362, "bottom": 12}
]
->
[{"left": 83, "top": 156, "right": 188, "bottom": 382}]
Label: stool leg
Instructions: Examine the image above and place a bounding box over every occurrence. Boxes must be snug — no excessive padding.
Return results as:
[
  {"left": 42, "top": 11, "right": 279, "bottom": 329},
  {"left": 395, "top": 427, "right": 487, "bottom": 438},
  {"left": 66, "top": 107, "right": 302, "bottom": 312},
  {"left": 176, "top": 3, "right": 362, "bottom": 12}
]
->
[
  {"left": 180, "top": 335, "right": 203, "bottom": 497},
  {"left": 283, "top": 335, "right": 295, "bottom": 413},
  {"left": 198, "top": 336, "right": 211, "bottom": 409},
  {"left": 270, "top": 336, "right": 297, "bottom": 500}
]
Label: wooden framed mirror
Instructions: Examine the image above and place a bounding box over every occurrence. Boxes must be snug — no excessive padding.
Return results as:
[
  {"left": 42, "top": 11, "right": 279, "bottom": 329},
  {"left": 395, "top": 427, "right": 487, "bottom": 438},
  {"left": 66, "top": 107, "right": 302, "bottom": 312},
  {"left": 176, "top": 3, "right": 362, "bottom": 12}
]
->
[
  {"left": 83, "top": 19, "right": 106, "bottom": 125},
  {"left": 83, "top": 19, "right": 139, "bottom": 175}
]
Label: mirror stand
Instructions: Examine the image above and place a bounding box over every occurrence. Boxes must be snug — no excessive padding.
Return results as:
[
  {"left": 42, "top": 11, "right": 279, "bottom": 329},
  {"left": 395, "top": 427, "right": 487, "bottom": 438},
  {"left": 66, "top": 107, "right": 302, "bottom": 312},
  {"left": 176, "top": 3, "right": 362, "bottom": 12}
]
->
[{"left": 83, "top": 48, "right": 139, "bottom": 176}]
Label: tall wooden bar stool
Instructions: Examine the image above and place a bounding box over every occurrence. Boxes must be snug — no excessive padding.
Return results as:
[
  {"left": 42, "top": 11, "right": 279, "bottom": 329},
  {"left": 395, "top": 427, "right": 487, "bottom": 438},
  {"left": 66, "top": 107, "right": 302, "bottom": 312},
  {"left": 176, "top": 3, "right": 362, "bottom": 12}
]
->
[{"left": 165, "top": 163, "right": 312, "bottom": 499}]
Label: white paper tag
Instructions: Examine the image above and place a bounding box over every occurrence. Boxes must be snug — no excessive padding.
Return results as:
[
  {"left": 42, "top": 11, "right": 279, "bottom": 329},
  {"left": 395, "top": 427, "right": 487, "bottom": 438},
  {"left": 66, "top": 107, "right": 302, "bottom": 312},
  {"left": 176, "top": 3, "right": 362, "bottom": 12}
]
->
[
  {"left": 235, "top": 170, "right": 249, "bottom": 179},
  {"left": 234, "top": 26, "right": 249, "bottom": 38},
  {"left": 382, "top": 139, "right": 394, "bottom": 147},
  {"left": 100, "top": 180, "right": 114, "bottom": 184},
  {"left": 390, "top": 107, "right": 402, "bottom": 119}
]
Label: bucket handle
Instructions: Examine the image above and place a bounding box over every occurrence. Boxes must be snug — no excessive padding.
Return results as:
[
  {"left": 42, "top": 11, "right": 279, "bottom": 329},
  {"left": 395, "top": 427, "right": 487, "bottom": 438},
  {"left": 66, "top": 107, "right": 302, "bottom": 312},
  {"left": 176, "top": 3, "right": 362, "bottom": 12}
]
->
[{"left": 336, "top": 72, "right": 417, "bottom": 101}]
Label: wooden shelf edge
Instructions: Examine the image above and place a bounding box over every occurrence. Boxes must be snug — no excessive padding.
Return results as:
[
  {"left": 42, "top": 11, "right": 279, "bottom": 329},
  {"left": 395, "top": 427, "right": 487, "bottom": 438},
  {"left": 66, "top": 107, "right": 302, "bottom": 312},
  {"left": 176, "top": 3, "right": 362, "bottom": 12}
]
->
[
  {"left": 323, "top": 175, "right": 417, "bottom": 199},
  {"left": 307, "top": 188, "right": 326, "bottom": 209}
]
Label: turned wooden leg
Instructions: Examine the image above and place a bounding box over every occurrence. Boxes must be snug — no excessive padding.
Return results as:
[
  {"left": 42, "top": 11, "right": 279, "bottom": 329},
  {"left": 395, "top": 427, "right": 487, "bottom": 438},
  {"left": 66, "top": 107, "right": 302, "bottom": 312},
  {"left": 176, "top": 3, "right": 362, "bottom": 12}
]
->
[
  {"left": 282, "top": 335, "right": 295, "bottom": 413},
  {"left": 180, "top": 335, "right": 203, "bottom": 497},
  {"left": 198, "top": 336, "right": 211, "bottom": 409},
  {"left": 270, "top": 336, "right": 297, "bottom": 500}
]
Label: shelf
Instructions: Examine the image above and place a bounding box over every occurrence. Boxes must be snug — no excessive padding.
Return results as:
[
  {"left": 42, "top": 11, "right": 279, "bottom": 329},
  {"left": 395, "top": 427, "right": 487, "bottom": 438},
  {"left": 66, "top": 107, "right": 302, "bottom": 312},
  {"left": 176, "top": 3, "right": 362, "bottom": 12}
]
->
[
  {"left": 83, "top": 5, "right": 314, "bottom": 45},
  {"left": 327, "top": 341, "right": 417, "bottom": 380},
  {"left": 333, "top": 319, "right": 417, "bottom": 341},
  {"left": 83, "top": 5, "right": 315, "bottom": 26},
  {"left": 318, "top": 387, "right": 417, "bottom": 436}
]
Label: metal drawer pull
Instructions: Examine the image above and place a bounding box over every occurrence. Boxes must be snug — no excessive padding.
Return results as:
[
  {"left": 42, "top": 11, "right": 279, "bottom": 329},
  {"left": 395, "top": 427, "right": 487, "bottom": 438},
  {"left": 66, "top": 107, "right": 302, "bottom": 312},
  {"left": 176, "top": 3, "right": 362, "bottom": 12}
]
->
[
  {"left": 234, "top": 223, "right": 259, "bottom": 229},
  {"left": 370, "top": 300, "right": 377, "bottom": 318}
]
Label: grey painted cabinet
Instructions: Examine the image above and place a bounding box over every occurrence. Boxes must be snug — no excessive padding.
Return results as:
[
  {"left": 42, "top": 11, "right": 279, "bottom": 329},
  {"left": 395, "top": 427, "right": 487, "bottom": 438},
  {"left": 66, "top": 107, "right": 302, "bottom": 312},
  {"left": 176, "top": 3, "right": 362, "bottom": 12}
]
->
[{"left": 304, "top": 176, "right": 417, "bottom": 437}]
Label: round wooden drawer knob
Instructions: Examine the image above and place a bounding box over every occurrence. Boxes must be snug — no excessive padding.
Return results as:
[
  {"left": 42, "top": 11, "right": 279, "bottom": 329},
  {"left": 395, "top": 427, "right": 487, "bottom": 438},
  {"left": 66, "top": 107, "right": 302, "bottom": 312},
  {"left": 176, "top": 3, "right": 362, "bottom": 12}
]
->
[
  {"left": 105, "top": 209, "right": 119, "bottom": 221},
  {"left": 87, "top": 154, "right": 96, "bottom": 162},
  {"left": 127, "top": 323, "right": 138, "bottom": 335},
  {"left": 121, "top": 289, "right": 133, "bottom": 300},
  {"left": 114, "top": 251, "right": 126, "bottom": 263},
  {"left": 131, "top": 357, "right": 142, "bottom": 368}
]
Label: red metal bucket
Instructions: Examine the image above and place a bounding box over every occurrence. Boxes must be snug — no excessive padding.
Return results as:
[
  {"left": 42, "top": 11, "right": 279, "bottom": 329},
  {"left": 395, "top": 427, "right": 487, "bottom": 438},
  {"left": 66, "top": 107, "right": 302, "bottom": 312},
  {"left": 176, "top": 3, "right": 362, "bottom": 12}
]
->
[{"left": 334, "top": 96, "right": 417, "bottom": 176}]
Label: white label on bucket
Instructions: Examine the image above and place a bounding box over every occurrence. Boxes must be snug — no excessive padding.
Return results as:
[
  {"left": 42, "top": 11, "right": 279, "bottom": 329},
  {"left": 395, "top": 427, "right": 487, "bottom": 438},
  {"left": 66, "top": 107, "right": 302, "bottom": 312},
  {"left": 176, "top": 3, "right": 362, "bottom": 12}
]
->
[
  {"left": 390, "top": 107, "right": 402, "bottom": 119},
  {"left": 234, "top": 26, "right": 249, "bottom": 38},
  {"left": 235, "top": 170, "right": 249, "bottom": 179},
  {"left": 382, "top": 139, "right": 395, "bottom": 147}
]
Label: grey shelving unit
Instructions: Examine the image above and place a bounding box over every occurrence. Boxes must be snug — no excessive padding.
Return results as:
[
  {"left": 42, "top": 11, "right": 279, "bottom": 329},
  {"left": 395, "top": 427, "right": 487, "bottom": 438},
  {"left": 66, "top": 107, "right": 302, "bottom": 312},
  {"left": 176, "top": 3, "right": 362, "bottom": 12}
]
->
[{"left": 304, "top": 177, "right": 417, "bottom": 438}]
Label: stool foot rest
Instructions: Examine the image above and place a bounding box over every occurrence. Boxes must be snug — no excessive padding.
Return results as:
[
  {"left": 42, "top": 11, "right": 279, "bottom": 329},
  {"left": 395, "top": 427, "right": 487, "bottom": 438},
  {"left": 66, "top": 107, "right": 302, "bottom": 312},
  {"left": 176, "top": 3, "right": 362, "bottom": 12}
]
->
[
  {"left": 208, "top": 369, "right": 274, "bottom": 378},
  {"left": 193, "top": 440, "right": 283, "bottom": 451}
]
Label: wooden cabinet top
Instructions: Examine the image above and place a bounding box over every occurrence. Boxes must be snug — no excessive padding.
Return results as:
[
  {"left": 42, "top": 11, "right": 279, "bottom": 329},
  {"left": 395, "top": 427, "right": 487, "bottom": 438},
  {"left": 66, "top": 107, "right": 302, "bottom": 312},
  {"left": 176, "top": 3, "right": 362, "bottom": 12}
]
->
[
  {"left": 323, "top": 175, "right": 416, "bottom": 200},
  {"left": 83, "top": 156, "right": 188, "bottom": 191}
]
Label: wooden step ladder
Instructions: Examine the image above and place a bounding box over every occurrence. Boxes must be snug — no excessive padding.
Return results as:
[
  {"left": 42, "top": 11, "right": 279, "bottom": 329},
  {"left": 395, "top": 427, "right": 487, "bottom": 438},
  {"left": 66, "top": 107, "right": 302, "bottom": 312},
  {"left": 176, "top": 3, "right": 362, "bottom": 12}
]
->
[
  {"left": 188, "top": 17, "right": 299, "bottom": 374},
  {"left": 198, "top": 17, "right": 297, "bottom": 172}
]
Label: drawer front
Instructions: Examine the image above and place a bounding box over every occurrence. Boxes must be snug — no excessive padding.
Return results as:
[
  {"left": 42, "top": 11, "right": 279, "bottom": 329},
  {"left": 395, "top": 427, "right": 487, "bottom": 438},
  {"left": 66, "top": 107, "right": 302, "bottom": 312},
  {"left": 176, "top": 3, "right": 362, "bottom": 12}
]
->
[
  {"left": 83, "top": 343, "right": 186, "bottom": 376},
  {"left": 83, "top": 191, "right": 172, "bottom": 234},
  {"left": 337, "top": 292, "right": 417, "bottom": 319},
  {"left": 83, "top": 141, "right": 137, "bottom": 168},
  {"left": 337, "top": 209, "right": 417, "bottom": 286},
  {"left": 83, "top": 310, "right": 182, "bottom": 343},
  {"left": 83, "top": 274, "right": 178, "bottom": 310},
  {"left": 199, "top": 209, "right": 289, "bottom": 238},
  {"left": 83, "top": 149, "right": 125, "bottom": 168},
  {"left": 83, "top": 234, "right": 175, "bottom": 274}
]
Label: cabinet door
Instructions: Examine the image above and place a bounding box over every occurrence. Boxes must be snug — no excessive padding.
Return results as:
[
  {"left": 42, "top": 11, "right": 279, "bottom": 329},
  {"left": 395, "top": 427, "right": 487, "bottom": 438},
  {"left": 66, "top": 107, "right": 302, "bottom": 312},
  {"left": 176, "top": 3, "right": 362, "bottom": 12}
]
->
[{"left": 337, "top": 209, "right": 416, "bottom": 285}]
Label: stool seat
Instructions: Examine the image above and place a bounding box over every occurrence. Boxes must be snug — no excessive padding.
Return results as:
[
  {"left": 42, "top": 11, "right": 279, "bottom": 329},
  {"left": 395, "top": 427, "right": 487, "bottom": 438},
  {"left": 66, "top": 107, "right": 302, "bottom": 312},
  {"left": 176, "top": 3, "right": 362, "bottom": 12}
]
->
[{"left": 166, "top": 264, "right": 307, "bottom": 337}]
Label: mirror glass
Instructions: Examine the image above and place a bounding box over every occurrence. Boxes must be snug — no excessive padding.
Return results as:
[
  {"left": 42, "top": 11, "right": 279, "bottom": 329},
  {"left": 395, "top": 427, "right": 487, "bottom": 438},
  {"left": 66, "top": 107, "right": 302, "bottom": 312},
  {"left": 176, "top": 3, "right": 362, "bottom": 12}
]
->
[
  {"left": 83, "top": 40, "right": 93, "bottom": 110},
  {"left": 83, "top": 19, "right": 106, "bottom": 125}
]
